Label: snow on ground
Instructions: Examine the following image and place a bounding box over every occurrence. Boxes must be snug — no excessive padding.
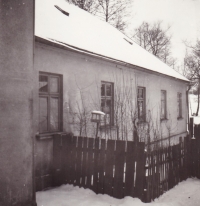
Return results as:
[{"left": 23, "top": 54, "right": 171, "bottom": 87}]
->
[
  {"left": 189, "top": 94, "right": 198, "bottom": 117},
  {"left": 36, "top": 178, "right": 200, "bottom": 206},
  {"left": 189, "top": 94, "right": 200, "bottom": 124}
]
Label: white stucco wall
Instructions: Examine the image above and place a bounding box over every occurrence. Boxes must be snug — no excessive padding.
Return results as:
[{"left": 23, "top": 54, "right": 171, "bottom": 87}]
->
[{"left": 35, "top": 41, "right": 188, "bottom": 146}]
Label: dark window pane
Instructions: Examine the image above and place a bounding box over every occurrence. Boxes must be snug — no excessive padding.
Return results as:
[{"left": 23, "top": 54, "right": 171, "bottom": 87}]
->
[
  {"left": 177, "top": 93, "right": 182, "bottom": 117},
  {"left": 161, "top": 90, "right": 166, "bottom": 119},
  {"left": 39, "top": 75, "right": 48, "bottom": 92},
  {"left": 39, "top": 97, "right": 48, "bottom": 132},
  {"left": 138, "top": 88, "right": 143, "bottom": 98},
  {"left": 105, "top": 114, "right": 110, "bottom": 125},
  {"left": 101, "top": 99, "right": 111, "bottom": 114},
  {"left": 105, "top": 99, "right": 111, "bottom": 114},
  {"left": 138, "top": 100, "right": 143, "bottom": 118},
  {"left": 101, "top": 99, "right": 105, "bottom": 110},
  {"left": 50, "top": 97, "right": 59, "bottom": 131},
  {"left": 161, "top": 91, "right": 166, "bottom": 101},
  {"left": 137, "top": 87, "right": 145, "bottom": 121},
  {"left": 101, "top": 82, "right": 113, "bottom": 125},
  {"left": 101, "top": 83, "right": 105, "bottom": 96},
  {"left": 161, "top": 101, "right": 165, "bottom": 118},
  {"left": 106, "top": 84, "right": 112, "bottom": 96},
  {"left": 50, "top": 77, "right": 59, "bottom": 93}
]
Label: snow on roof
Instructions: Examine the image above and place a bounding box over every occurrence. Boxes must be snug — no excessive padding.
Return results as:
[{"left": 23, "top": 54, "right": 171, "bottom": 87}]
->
[{"left": 35, "top": 0, "right": 189, "bottom": 82}]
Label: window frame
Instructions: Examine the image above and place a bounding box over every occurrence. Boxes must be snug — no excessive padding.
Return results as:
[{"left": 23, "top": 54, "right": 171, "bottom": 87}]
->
[
  {"left": 161, "top": 90, "right": 167, "bottom": 120},
  {"left": 101, "top": 81, "right": 114, "bottom": 126},
  {"left": 137, "top": 86, "right": 146, "bottom": 122},
  {"left": 39, "top": 72, "right": 63, "bottom": 134},
  {"left": 177, "top": 92, "right": 182, "bottom": 119}
]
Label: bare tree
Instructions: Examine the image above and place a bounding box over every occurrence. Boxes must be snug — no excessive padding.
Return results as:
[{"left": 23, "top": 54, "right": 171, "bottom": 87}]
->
[
  {"left": 184, "top": 39, "right": 200, "bottom": 115},
  {"left": 66, "top": 0, "right": 133, "bottom": 32},
  {"left": 132, "top": 21, "right": 174, "bottom": 66},
  {"left": 95, "top": 0, "right": 133, "bottom": 32},
  {"left": 68, "top": 69, "right": 175, "bottom": 148},
  {"left": 65, "top": 0, "right": 99, "bottom": 14}
]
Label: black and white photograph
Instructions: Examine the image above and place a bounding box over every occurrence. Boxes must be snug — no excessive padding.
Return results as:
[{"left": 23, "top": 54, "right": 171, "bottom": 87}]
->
[{"left": 0, "top": 0, "right": 200, "bottom": 205}]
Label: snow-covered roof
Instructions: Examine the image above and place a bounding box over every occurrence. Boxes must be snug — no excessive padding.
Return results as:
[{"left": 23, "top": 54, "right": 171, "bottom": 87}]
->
[{"left": 35, "top": 0, "right": 188, "bottom": 82}]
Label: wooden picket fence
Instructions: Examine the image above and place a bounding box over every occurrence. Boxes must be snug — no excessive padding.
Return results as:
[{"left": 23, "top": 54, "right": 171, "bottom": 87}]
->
[
  {"left": 190, "top": 138, "right": 200, "bottom": 179},
  {"left": 51, "top": 133, "right": 200, "bottom": 203},
  {"left": 143, "top": 137, "right": 189, "bottom": 202},
  {"left": 190, "top": 121, "right": 200, "bottom": 179},
  {"left": 53, "top": 134, "right": 145, "bottom": 200}
]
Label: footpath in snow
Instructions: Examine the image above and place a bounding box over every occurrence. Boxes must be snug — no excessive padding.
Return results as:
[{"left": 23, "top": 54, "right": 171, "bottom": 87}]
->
[{"left": 36, "top": 178, "right": 200, "bottom": 206}]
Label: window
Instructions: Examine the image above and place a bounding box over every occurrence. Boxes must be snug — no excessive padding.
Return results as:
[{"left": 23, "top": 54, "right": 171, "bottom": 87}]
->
[
  {"left": 101, "top": 82, "right": 114, "bottom": 125},
  {"left": 177, "top": 92, "right": 182, "bottom": 119},
  {"left": 161, "top": 90, "right": 167, "bottom": 120},
  {"left": 137, "top": 87, "right": 146, "bottom": 121},
  {"left": 39, "top": 72, "right": 62, "bottom": 133}
]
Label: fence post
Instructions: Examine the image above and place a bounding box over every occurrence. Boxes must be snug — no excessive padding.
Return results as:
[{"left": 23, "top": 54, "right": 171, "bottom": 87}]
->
[
  {"left": 53, "top": 133, "right": 65, "bottom": 187},
  {"left": 143, "top": 149, "right": 148, "bottom": 203},
  {"left": 190, "top": 117, "right": 195, "bottom": 139},
  {"left": 189, "top": 117, "right": 197, "bottom": 177},
  {"left": 191, "top": 137, "right": 197, "bottom": 177}
]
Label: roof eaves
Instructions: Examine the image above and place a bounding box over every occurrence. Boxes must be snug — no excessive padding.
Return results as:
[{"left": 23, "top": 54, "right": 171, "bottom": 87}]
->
[{"left": 35, "top": 36, "right": 189, "bottom": 83}]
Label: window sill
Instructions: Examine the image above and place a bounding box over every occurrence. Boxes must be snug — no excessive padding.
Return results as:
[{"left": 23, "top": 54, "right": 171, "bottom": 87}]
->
[
  {"left": 160, "top": 118, "right": 168, "bottom": 122},
  {"left": 177, "top": 117, "right": 183, "bottom": 120},
  {"left": 36, "top": 132, "right": 67, "bottom": 140}
]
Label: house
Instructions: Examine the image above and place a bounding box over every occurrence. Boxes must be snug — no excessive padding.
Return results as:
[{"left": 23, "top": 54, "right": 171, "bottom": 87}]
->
[
  {"left": 34, "top": 0, "right": 189, "bottom": 190},
  {"left": 35, "top": 0, "right": 189, "bottom": 142},
  {"left": 0, "top": 1, "right": 36, "bottom": 206},
  {"left": 0, "top": 0, "right": 190, "bottom": 203}
]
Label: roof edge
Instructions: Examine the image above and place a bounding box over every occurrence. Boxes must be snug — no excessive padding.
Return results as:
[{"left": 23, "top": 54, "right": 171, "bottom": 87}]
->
[{"left": 35, "top": 36, "right": 190, "bottom": 83}]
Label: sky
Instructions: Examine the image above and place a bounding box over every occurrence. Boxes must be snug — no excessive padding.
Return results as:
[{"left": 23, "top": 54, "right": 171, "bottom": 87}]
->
[{"left": 129, "top": 0, "right": 200, "bottom": 65}]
